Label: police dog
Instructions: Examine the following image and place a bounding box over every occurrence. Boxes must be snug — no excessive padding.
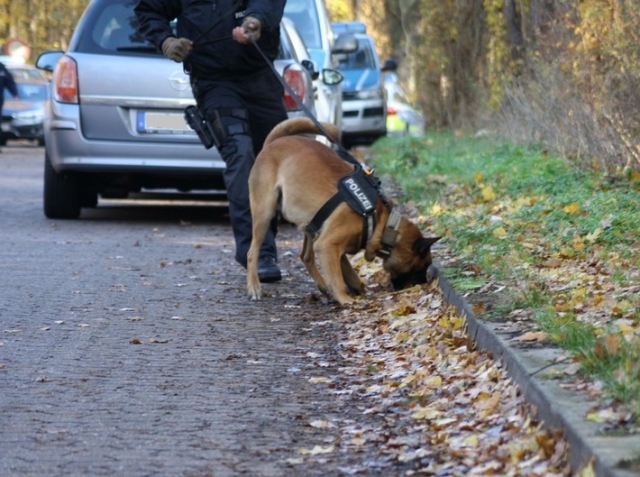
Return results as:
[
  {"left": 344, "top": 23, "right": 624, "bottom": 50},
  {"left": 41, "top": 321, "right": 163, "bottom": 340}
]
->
[{"left": 246, "top": 117, "right": 440, "bottom": 305}]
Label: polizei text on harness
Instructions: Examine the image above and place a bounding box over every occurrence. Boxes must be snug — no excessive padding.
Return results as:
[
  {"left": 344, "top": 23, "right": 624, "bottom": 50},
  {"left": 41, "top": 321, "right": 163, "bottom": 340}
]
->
[{"left": 344, "top": 178, "right": 374, "bottom": 211}]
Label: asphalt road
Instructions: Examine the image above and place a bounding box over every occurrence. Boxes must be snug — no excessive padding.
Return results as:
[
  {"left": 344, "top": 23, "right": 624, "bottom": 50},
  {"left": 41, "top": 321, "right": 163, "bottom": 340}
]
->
[{"left": 0, "top": 143, "right": 392, "bottom": 476}]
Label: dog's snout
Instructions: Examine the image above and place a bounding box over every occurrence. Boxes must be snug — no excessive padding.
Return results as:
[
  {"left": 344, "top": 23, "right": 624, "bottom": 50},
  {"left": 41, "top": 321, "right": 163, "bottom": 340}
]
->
[{"left": 391, "top": 269, "right": 429, "bottom": 291}]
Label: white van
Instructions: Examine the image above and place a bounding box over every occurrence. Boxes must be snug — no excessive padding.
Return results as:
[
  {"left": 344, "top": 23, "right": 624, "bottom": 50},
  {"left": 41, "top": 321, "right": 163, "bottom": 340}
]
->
[{"left": 284, "top": 0, "right": 355, "bottom": 131}]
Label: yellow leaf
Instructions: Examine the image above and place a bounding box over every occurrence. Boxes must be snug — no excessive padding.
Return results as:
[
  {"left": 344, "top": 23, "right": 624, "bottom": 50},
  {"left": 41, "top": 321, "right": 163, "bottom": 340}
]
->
[
  {"left": 308, "top": 377, "right": 332, "bottom": 384},
  {"left": 412, "top": 407, "right": 443, "bottom": 420},
  {"left": 392, "top": 303, "right": 416, "bottom": 317},
  {"left": 477, "top": 391, "right": 501, "bottom": 417},
  {"left": 425, "top": 375, "right": 442, "bottom": 388},
  {"left": 475, "top": 172, "right": 484, "bottom": 183},
  {"left": 516, "top": 331, "right": 549, "bottom": 342},
  {"left": 450, "top": 315, "right": 465, "bottom": 330},
  {"left": 430, "top": 203, "right": 444, "bottom": 215},
  {"left": 577, "top": 460, "right": 596, "bottom": 477},
  {"left": 563, "top": 202, "right": 580, "bottom": 214},
  {"left": 585, "top": 227, "right": 601, "bottom": 242},
  {"left": 464, "top": 434, "right": 480, "bottom": 447},
  {"left": 559, "top": 246, "right": 575, "bottom": 258},
  {"left": 493, "top": 227, "right": 507, "bottom": 238},
  {"left": 482, "top": 186, "right": 496, "bottom": 202},
  {"left": 432, "top": 417, "right": 458, "bottom": 429}
]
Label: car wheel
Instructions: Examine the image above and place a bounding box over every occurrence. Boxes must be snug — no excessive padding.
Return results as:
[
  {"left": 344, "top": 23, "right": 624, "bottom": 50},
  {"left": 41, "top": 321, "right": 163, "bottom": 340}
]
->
[
  {"left": 43, "top": 154, "right": 81, "bottom": 219},
  {"left": 0, "top": 137, "right": 6, "bottom": 146},
  {"left": 37, "top": 137, "right": 45, "bottom": 147}
]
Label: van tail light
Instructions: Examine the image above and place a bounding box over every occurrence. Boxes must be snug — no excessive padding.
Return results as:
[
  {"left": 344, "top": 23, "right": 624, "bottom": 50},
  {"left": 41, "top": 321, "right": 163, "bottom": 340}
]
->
[
  {"left": 282, "top": 64, "right": 306, "bottom": 111},
  {"left": 54, "top": 56, "right": 79, "bottom": 104},
  {"left": 387, "top": 105, "right": 398, "bottom": 115}
]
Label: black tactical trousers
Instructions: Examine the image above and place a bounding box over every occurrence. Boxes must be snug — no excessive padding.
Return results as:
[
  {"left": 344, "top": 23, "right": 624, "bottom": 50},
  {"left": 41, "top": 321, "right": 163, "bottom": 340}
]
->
[{"left": 191, "top": 67, "right": 288, "bottom": 267}]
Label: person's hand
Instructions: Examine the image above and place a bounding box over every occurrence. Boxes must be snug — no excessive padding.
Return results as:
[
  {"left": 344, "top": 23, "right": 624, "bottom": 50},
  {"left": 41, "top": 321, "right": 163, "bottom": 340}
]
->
[
  {"left": 232, "top": 16, "right": 261, "bottom": 44},
  {"left": 161, "top": 37, "right": 192, "bottom": 62}
]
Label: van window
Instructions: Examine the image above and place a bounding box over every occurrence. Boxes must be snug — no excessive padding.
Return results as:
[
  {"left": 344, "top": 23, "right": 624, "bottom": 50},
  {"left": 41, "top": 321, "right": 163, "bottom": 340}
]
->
[
  {"left": 337, "top": 41, "right": 376, "bottom": 70},
  {"left": 283, "top": 0, "right": 321, "bottom": 50}
]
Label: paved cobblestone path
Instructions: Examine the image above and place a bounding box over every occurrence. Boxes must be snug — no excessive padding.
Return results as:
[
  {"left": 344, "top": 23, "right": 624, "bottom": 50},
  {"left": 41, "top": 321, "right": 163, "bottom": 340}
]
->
[{"left": 0, "top": 145, "right": 388, "bottom": 476}]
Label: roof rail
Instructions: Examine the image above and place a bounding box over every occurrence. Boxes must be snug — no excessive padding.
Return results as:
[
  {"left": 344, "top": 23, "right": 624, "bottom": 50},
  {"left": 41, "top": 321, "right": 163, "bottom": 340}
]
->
[{"left": 331, "top": 21, "right": 367, "bottom": 34}]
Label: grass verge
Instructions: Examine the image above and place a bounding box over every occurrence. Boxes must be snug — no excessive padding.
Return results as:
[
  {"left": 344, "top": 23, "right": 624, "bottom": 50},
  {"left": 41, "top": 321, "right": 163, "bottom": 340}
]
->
[{"left": 369, "top": 131, "right": 640, "bottom": 423}]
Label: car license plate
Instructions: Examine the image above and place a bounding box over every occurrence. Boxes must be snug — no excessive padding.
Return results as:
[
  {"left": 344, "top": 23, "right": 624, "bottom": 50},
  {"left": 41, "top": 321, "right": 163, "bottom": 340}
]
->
[{"left": 137, "top": 111, "right": 192, "bottom": 134}]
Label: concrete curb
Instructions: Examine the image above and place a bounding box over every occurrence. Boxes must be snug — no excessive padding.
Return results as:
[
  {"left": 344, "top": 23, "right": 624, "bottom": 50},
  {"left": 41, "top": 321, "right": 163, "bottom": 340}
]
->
[{"left": 430, "top": 264, "right": 640, "bottom": 477}]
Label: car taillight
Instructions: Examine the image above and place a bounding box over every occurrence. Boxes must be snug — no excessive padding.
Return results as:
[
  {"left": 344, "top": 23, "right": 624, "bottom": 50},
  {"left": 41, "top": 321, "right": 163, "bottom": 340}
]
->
[
  {"left": 387, "top": 105, "right": 398, "bottom": 115},
  {"left": 282, "top": 64, "right": 306, "bottom": 111},
  {"left": 54, "top": 56, "right": 79, "bottom": 104}
]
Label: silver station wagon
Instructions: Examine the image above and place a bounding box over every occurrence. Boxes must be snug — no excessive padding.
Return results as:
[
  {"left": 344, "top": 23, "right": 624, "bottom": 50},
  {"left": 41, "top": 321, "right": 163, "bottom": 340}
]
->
[{"left": 36, "top": 0, "right": 318, "bottom": 219}]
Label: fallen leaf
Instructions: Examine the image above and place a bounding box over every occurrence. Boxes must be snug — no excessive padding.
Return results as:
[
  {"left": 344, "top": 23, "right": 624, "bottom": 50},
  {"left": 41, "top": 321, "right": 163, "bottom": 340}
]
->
[
  {"left": 563, "top": 202, "right": 580, "bottom": 214},
  {"left": 308, "top": 377, "right": 332, "bottom": 384},
  {"left": 493, "top": 227, "right": 507, "bottom": 238},
  {"left": 298, "top": 445, "right": 335, "bottom": 455},
  {"left": 515, "top": 331, "right": 548, "bottom": 342},
  {"left": 309, "top": 420, "right": 336, "bottom": 429}
]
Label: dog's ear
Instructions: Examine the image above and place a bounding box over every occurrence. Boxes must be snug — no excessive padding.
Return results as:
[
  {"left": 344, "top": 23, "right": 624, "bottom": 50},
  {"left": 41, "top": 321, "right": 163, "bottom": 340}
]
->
[{"left": 412, "top": 236, "right": 441, "bottom": 257}]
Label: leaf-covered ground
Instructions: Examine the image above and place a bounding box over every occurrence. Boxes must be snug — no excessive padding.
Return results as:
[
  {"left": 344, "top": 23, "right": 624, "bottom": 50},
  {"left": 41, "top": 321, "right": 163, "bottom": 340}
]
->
[
  {"left": 367, "top": 133, "right": 640, "bottom": 443},
  {"left": 294, "top": 256, "right": 574, "bottom": 476}
]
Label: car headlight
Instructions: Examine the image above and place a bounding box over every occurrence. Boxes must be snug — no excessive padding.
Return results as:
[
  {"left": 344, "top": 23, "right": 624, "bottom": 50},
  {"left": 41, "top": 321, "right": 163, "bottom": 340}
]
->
[
  {"left": 14, "top": 109, "right": 45, "bottom": 121},
  {"left": 355, "top": 87, "right": 384, "bottom": 100}
]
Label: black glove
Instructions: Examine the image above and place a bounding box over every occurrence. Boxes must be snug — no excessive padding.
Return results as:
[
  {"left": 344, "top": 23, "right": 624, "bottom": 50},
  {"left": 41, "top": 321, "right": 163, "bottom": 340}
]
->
[
  {"left": 241, "top": 16, "right": 261, "bottom": 42},
  {"left": 161, "top": 37, "right": 192, "bottom": 62}
]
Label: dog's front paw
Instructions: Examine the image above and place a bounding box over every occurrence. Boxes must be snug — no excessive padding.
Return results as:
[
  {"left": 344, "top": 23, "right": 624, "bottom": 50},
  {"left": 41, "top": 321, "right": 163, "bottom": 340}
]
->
[{"left": 247, "top": 285, "right": 262, "bottom": 301}]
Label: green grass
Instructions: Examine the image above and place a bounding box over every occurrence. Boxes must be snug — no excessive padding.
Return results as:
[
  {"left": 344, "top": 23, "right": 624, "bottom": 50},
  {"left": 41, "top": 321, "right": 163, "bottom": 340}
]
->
[{"left": 370, "top": 131, "right": 640, "bottom": 420}]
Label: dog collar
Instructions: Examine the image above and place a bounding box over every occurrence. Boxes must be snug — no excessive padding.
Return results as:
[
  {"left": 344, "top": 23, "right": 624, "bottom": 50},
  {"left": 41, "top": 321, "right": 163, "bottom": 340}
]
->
[{"left": 377, "top": 210, "right": 402, "bottom": 258}]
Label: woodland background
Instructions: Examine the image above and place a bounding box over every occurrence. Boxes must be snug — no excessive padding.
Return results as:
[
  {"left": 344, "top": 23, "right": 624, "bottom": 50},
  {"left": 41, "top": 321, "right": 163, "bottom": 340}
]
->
[{"left": 2, "top": 0, "right": 640, "bottom": 173}]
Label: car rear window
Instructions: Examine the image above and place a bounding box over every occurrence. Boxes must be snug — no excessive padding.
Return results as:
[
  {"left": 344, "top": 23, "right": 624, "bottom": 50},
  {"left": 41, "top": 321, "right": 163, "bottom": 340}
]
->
[
  {"left": 12, "top": 83, "right": 48, "bottom": 101},
  {"left": 74, "top": 0, "right": 163, "bottom": 56}
]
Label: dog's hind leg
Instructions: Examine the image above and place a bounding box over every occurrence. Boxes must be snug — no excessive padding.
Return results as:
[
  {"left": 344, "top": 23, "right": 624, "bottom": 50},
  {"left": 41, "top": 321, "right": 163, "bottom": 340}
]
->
[
  {"left": 340, "top": 255, "right": 364, "bottom": 295},
  {"left": 300, "top": 233, "right": 329, "bottom": 295}
]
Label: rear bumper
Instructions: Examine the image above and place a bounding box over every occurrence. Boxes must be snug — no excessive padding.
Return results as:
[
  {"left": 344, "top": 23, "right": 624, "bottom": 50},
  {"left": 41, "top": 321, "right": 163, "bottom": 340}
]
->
[
  {"left": 45, "top": 116, "right": 226, "bottom": 176},
  {"left": 341, "top": 98, "right": 386, "bottom": 136}
]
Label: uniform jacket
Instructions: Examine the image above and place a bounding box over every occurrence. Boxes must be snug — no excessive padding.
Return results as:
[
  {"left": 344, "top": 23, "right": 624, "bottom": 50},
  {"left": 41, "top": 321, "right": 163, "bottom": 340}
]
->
[{"left": 134, "top": 0, "right": 286, "bottom": 77}]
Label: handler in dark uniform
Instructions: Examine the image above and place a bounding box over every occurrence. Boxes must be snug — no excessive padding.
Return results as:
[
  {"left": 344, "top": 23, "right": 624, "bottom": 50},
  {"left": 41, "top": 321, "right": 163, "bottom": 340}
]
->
[
  {"left": 134, "top": 0, "right": 287, "bottom": 282},
  {"left": 0, "top": 62, "right": 18, "bottom": 151}
]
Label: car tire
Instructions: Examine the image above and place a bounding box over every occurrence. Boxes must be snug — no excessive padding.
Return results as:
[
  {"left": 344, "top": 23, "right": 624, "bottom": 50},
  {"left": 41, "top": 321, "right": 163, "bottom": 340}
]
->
[{"left": 43, "top": 154, "right": 81, "bottom": 219}]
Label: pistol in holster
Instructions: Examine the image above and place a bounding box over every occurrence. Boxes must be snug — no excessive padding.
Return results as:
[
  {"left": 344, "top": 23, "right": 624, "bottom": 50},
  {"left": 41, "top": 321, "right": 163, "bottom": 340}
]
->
[{"left": 184, "top": 105, "right": 225, "bottom": 150}]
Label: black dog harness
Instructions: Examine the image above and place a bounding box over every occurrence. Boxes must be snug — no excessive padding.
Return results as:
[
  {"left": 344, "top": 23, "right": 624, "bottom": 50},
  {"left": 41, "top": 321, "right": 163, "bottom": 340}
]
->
[
  {"left": 305, "top": 163, "right": 379, "bottom": 249},
  {"left": 305, "top": 157, "right": 402, "bottom": 257}
]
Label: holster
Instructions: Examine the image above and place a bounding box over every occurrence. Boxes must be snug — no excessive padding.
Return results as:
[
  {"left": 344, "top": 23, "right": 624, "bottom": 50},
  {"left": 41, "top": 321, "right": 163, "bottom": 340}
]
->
[{"left": 184, "top": 105, "right": 225, "bottom": 149}]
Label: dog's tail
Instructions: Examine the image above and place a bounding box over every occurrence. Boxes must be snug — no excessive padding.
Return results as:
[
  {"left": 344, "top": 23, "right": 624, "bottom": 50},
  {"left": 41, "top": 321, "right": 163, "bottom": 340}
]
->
[{"left": 264, "top": 117, "right": 341, "bottom": 146}]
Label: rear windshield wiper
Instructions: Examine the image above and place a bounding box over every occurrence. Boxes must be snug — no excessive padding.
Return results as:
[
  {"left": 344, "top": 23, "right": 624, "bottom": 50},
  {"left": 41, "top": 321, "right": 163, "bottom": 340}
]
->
[{"left": 115, "top": 45, "right": 159, "bottom": 53}]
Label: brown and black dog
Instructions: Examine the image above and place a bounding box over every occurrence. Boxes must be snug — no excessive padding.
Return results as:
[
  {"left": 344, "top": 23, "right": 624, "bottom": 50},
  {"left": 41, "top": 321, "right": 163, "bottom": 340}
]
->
[{"left": 246, "top": 117, "right": 440, "bottom": 305}]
